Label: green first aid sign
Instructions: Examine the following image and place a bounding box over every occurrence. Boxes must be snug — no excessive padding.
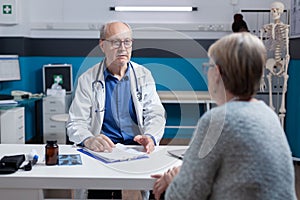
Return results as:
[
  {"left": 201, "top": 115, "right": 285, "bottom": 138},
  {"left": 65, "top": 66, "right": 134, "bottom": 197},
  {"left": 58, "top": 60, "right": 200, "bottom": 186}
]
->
[
  {"left": 2, "top": 5, "right": 12, "bottom": 14},
  {"left": 53, "top": 75, "right": 63, "bottom": 84}
]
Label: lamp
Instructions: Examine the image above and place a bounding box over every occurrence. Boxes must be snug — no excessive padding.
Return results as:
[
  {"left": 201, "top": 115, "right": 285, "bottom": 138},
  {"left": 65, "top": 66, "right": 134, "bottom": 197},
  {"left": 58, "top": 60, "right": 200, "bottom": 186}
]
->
[{"left": 110, "top": 6, "right": 197, "bottom": 12}]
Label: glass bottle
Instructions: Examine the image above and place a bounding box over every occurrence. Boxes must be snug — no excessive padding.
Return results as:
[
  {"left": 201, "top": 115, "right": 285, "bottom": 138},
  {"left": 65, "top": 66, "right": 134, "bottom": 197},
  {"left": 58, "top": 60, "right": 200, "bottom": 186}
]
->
[{"left": 45, "top": 140, "right": 59, "bottom": 165}]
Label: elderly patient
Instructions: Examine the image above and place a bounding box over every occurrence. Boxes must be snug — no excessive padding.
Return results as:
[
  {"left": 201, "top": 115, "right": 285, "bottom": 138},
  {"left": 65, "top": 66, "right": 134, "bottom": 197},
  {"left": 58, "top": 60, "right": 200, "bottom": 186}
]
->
[{"left": 151, "top": 32, "right": 297, "bottom": 200}]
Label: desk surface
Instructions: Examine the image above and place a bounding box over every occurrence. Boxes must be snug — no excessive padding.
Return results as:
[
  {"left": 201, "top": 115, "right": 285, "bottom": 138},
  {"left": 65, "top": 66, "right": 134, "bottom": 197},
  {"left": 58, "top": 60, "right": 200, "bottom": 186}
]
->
[
  {"left": 0, "top": 97, "right": 42, "bottom": 110},
  {"left": 0, "top": 144, "right": 184, "bottom": 190}
]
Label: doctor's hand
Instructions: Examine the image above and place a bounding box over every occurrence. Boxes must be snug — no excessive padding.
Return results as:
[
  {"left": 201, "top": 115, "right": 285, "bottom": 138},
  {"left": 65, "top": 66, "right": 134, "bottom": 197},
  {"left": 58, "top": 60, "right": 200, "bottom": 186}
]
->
[
  {"left": 134, "top": 135, "right": 155, "bottom": 154},
  {"left": 151, "top": 166, "right": 181, "bottom": 200},
  {"left": 83, "top": 134, "right": 115, "bottom": 152}
]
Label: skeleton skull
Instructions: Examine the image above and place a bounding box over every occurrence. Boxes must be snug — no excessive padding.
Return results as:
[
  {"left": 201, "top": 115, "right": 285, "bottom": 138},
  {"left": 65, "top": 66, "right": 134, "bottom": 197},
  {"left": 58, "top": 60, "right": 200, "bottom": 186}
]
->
[{"left": 270, "top": 1, "right": 284, "bottom": 20}]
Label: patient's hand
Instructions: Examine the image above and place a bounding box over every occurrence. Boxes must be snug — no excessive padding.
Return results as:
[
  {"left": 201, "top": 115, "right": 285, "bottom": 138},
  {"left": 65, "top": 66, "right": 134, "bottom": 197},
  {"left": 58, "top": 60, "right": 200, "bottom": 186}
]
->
[
  {"left": 151, "top": 166, "right": 181, "bottom": 200},
  {"left": 83, "top": 134, "right": 115, "bottom": 152}
]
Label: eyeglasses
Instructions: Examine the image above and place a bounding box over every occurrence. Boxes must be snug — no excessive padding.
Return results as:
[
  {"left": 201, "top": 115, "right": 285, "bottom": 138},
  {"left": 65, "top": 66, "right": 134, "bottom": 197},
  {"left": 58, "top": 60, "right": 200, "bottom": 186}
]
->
[
  {"left": 103, "top": 39, "right": 133, "bottom": 49},
  {"left": 202, "top": 62, "right": 215, "bottom": 74}
]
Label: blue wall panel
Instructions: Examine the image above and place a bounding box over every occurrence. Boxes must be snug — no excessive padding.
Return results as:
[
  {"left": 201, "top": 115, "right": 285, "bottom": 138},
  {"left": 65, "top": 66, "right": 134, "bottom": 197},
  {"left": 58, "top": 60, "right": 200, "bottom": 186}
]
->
[
  {"left": 286, "top": 60, "right": 300, "bottom": 158},
  {"left": 1, "top": 55, "right": 299, "bottom": 157},
  {"left": 0, "top": 56, "right": 208, "bottom": 141}
]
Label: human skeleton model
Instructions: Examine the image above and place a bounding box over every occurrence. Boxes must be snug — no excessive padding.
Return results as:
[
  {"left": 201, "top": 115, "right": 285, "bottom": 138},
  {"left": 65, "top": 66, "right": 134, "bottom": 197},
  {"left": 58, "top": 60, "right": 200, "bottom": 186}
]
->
[{"left": 260, "top": 1, "right": 290, "bottom": 127}]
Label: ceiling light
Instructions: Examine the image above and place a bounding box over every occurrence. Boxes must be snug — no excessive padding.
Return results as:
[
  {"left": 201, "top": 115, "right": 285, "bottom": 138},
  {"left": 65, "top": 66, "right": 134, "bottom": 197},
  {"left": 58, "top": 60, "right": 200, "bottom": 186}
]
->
[{"left": 110, "top": 6, "right": 198, "bottom": 12}]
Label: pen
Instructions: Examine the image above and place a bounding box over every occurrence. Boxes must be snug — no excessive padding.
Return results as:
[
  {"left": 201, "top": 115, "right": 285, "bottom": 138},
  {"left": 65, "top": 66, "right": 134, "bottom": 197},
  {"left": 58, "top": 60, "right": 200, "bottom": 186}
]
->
[{"left": 31, "top": 154, "right": 39, "bottom": 165}]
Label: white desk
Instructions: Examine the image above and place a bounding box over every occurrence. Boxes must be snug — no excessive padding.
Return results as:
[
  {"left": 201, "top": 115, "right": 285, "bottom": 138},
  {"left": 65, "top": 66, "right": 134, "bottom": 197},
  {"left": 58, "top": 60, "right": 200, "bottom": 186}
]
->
[{"left": 0, "top": 144, "right": 184, "bottom": 199}]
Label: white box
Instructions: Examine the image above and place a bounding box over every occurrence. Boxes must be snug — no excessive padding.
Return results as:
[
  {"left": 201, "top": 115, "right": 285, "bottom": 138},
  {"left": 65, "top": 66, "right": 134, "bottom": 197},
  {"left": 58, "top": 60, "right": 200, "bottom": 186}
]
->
[{"left": 0, "top": 0, "right": 18, "bottom": 24}]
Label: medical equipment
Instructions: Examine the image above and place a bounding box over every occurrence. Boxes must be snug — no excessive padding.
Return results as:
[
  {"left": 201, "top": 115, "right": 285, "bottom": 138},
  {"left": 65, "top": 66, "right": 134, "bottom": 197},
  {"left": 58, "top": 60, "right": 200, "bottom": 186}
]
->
[
  {"left": 43, "top": 64, "right": 73, "bottom": 94},
  {"left": 92, "top": 61, "right": 142, "bottom": 113},
  {"left": 259, "top": 1, "right": 290, "bottom": 127},
  {"left": 92, "top": 80, "right": 105, "bottom": 112}
]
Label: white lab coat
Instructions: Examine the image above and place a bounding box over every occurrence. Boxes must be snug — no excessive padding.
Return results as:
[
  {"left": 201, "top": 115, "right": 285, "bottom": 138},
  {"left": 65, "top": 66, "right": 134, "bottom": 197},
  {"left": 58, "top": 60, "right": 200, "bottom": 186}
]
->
[{"left": 66, "top": 60, "right": 166, "bottom": 145}]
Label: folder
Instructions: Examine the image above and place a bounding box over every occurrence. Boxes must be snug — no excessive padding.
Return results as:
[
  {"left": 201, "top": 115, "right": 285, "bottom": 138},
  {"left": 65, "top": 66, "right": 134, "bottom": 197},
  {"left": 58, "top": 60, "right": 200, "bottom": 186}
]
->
[{"left": 78, "top": 143, "right": 149, "bottom": 164}]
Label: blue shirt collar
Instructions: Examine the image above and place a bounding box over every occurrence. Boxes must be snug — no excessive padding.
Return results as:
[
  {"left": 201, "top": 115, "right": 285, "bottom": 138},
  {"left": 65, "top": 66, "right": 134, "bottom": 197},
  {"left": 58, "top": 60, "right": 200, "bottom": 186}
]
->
[{"left": 103, "top": 62, "right": 130, "bottom": 80}]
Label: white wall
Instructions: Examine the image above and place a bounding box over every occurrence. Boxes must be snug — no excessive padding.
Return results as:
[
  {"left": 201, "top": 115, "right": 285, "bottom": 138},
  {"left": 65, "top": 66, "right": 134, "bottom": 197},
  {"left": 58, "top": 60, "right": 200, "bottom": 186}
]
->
[{"left": 0, "top": 0, "right": 291, "bottom": 39}]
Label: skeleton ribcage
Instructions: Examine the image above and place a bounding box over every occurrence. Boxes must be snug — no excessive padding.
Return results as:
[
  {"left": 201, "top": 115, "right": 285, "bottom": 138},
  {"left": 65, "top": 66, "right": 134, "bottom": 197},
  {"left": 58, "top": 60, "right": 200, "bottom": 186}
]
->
[{"left": 263, "top": 24, "right": 288, "bottom": 64}]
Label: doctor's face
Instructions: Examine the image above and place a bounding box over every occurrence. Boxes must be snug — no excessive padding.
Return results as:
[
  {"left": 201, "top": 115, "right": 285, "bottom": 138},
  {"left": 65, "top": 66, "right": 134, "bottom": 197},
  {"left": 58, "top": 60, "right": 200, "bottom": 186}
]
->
[{"left": 100, "top": 22, "right": 133, "bottom": 68}]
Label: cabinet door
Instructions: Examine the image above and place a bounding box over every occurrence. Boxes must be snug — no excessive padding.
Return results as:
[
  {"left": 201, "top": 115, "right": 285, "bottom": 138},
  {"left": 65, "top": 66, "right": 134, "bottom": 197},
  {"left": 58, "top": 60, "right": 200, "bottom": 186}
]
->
[
  {"left": 0, "top": 107, "right": 25, "bottom": 144},
  {"left": 43, "top": 96, "right": 66, "bottom": 114},
  {"left": 43, "top": 132, "right": 66, "bottom": 144},
  {"left": 43, "top": 96, "right": 69, "bottom": 144},
  {"left": 43, "top": 113, "right": 66, "bottom": 132}
]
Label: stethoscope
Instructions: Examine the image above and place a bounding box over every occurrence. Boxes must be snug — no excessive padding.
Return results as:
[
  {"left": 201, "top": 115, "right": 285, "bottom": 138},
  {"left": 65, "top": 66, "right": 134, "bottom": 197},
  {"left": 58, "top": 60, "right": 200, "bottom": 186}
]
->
[{"left": 92, "top": 60, "right": 142, "bottom": 113}]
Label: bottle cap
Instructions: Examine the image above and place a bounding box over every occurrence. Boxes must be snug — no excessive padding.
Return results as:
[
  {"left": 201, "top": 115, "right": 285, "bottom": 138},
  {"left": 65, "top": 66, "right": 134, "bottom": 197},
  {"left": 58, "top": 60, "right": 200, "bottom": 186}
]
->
[{"left": 46, "top": 140, "right": 57, "bottom": 145}]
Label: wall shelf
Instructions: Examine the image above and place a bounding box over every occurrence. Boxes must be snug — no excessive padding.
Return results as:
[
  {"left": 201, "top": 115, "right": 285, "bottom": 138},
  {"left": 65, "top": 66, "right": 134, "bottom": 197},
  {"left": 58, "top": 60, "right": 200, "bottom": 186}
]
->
[
  {"left": 158, "top": 91, "right": 215, "bottom": 144},
  {"left": 158, "top": 90, "right": 214, "bottom": 110}
]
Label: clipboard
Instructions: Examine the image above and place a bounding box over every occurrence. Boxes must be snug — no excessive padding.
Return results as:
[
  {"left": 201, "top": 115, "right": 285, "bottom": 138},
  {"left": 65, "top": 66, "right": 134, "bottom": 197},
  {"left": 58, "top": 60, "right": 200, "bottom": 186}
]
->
[{"left": 78, "top": 144, "right": 149, "bottom": 164}]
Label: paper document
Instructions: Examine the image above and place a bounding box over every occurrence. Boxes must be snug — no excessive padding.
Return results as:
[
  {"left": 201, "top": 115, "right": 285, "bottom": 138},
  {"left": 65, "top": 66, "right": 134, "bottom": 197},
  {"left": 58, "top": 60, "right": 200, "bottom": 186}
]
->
[
  {"left": 0, "top": 100, "right": 18, "bottom": 105},
  {"left": 79, "top": 143, "right": 149, "bottom": 163}
]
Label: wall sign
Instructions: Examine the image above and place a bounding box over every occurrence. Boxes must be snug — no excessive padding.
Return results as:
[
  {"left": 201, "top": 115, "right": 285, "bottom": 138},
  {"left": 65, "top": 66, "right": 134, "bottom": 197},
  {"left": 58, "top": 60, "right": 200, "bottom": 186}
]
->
[{"left": 0, "top": 0, "right": 17, "bottom": 24}]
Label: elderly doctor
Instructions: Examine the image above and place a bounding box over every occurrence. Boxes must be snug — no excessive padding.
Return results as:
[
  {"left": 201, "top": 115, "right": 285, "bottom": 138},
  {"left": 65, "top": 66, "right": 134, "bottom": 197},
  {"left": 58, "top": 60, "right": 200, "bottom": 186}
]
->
[{"left": 67, "top": 21, "right": 165, "bottom": 154}]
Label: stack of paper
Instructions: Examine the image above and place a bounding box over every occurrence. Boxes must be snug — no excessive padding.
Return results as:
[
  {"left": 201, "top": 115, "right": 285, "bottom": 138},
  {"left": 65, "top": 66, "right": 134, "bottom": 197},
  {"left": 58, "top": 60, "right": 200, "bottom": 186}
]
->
[
  {"left": 0, "top": 100, "right": 18, "bottom": 105},
  {"left": 79, "top": 143, "right": 149, "bottom": 163}
]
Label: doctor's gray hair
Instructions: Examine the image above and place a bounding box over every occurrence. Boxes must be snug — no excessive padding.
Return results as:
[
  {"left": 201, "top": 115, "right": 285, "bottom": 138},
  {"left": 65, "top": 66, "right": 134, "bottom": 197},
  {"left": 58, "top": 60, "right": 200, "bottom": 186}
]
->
[{"left": 100, "top": 21, "right": 132, "bottom": 40}]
